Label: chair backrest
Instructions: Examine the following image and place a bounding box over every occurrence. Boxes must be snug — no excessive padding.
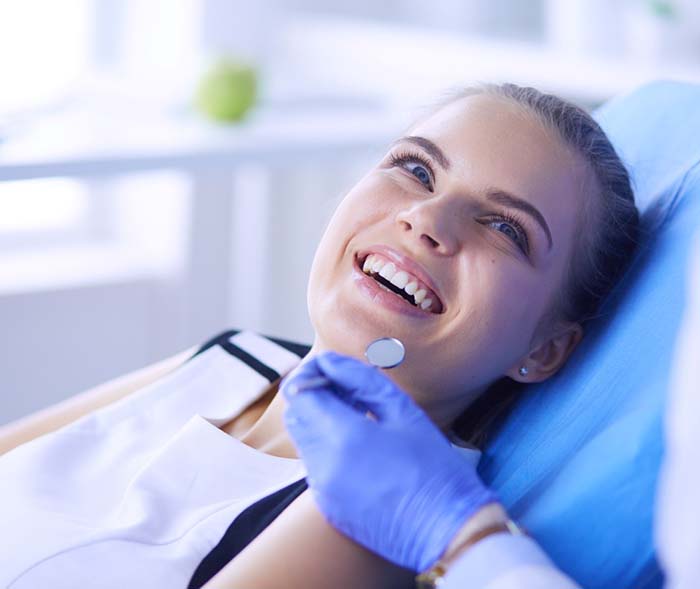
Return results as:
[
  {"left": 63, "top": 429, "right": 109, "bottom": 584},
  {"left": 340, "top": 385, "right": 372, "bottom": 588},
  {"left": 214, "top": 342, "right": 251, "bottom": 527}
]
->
[{"left": 478, "top": 81, "right": 700, "bottom": 589}]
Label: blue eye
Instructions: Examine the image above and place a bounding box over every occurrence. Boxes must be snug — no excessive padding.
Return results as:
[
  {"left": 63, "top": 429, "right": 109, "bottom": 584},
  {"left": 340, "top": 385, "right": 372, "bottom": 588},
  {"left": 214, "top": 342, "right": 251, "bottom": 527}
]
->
[
  {"left": 483, "top": 214, "right": 530, "bottom": 256},
  {"left": 410, "top": 164, "right": 431, "bottom": 186},
  {"left": 388, "top": 150, "right": 435, "bottom": 190},
  {"left": 387, "top": 150, "right": 532, "bottom": 258},
  {"left": 493, "top": 221, "right": 518, "bottom": 241}
]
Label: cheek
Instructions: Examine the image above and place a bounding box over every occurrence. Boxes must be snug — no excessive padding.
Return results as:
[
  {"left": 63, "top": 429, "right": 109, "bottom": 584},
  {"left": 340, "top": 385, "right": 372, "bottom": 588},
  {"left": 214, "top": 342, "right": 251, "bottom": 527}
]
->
[
  {"left": 306, "top": 178, "right": 387, "bottom": 316},
  {"left": 489, "top": 274, "right": 542, "bottom": 342},
  {"left": 309, "top": 176, "right": 394, "bottom": 276},
  {"left": 450, "top": 257, "right": 540, "bottom": 360}
]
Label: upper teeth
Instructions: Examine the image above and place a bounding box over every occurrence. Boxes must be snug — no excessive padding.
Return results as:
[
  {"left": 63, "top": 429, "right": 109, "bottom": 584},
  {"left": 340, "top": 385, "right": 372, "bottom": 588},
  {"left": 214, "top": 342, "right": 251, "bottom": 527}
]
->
[{"left": 362, "top": 253, "right": 436, "bottom": 312}]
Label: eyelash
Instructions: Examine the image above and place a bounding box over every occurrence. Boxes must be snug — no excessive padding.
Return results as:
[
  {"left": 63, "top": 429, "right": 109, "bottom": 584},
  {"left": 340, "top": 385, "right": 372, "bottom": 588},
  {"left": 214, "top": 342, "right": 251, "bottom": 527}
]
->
[
  {"left": 388, "top": 149, "right": 435, "bottom": 189},
  {"left": 388, "top": 149, "right": 531, "bottom": 256},
  {"left": 480, "top": 211, "right": 531, "bottom": 256}
]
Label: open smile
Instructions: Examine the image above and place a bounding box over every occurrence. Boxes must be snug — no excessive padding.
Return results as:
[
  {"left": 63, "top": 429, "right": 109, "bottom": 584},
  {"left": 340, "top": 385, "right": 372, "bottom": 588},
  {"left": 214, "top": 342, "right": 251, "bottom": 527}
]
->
[{"left": 352, "top": 253, "right": 444, "bottom": 318}]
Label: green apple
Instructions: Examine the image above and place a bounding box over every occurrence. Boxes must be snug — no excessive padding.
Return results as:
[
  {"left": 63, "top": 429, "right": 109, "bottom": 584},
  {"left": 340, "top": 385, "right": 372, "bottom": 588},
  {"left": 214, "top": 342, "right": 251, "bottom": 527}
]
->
[{"left": 195, "top": 57, "right": 258, "bottom": 123}]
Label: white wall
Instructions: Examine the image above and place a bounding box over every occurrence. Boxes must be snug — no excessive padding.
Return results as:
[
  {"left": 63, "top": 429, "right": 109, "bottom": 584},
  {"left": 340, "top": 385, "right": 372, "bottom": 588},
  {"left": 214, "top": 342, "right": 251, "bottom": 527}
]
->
[{"left": 1, "top": 279, "right": 187, "bottom": 422}]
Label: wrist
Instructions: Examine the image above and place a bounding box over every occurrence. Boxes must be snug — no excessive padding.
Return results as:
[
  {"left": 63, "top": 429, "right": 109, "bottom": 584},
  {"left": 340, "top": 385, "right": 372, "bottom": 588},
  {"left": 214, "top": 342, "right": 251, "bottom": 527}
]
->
[
  {"left": 416, "top": 503, "right": 526, "bottom": 589},
  {"left": 441, "top": 502, "right": 508, "bottom": 566}
]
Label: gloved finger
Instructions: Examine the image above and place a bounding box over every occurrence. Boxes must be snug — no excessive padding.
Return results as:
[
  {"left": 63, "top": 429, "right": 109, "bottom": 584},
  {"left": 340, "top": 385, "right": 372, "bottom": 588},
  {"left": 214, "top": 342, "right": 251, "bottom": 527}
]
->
[
  {"left": 279, "top": 358, "right": 325, "bottom": 398},
  {"left": 283, "top": 384, "right": 368, "bottom": 452},
  {"left": 281, "top": 356, "right": 374, "bottom": 415},
  {"left": 315, "top": 351, "right": 425, "bottom": 424}
]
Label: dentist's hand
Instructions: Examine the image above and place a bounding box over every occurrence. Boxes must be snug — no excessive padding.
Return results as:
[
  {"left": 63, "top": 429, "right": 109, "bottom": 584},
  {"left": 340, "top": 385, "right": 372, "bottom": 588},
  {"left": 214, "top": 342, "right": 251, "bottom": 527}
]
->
[{"left": 280, "top": 351, "right": 498, "bottom": 572}]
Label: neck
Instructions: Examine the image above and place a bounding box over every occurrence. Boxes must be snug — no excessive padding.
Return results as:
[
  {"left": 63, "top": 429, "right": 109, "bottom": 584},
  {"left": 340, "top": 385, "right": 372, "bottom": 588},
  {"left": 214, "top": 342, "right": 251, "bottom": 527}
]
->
[
  {"left": 236, "top": 339, "right": 482, "bottom": 456},
  {"left": 237, "top": 389, "right": 298, "bottom": 458}
]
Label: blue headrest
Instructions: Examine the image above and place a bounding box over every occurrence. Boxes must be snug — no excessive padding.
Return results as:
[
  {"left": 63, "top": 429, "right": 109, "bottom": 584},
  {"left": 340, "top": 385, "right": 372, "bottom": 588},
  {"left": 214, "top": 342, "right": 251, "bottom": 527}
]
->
[{"left": 479, "top": 81, "right": 700, "bottom": 589}]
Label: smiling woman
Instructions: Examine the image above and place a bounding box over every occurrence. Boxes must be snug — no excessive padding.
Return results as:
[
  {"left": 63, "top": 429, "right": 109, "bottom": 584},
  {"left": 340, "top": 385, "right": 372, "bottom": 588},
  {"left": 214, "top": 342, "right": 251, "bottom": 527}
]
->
[
  {"left": 303, "top": 83, "right": 637, "bottom": 438},
  {"left": 0, "top": 82, "right": 639, "bottom": 589}
]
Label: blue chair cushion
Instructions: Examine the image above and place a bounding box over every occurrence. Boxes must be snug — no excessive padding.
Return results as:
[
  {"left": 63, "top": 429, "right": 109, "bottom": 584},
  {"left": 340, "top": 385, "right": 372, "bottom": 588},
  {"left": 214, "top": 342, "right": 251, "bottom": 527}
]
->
[{"left": 478, "top": 81, "right": 700, "bottom": 589}]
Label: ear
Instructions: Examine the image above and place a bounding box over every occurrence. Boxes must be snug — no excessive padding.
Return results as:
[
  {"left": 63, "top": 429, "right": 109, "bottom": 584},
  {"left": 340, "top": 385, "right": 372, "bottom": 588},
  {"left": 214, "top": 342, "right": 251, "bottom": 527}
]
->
[{"left": 506, "top": 321, "right": 584, "bottom": 383}]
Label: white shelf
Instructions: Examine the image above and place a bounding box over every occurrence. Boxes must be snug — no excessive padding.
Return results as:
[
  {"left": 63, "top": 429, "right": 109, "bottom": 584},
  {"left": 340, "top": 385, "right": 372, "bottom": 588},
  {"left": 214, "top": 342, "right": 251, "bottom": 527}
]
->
[
  {"left": 2, "top": 14, "right": 699, "bottom": 182},
  {"left": 0, "top": 98, "right": 404, "bottom": 181}
]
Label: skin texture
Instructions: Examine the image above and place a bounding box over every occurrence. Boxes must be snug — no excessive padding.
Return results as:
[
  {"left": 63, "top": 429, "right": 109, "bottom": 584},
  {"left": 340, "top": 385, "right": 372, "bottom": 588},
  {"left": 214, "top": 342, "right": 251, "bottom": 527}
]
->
[
  {"left": 238, "top": 93, "right": 587, "bottom": 455},
  {"left": 208, "top": 94, "right": 591, "bottom": 587},
  {"left": 304, "top": 94, "right": 586, "bottom": 428}
]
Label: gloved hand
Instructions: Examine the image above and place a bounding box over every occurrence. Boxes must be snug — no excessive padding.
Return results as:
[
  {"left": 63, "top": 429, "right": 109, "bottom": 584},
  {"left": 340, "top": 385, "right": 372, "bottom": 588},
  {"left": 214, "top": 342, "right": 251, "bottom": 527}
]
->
[{"left": 280, "top": 350, "right": 498, "bottom": 572}]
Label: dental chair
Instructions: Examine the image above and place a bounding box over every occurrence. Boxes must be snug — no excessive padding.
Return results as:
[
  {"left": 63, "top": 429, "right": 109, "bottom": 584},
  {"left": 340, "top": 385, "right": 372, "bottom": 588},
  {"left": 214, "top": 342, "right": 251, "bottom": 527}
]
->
[{"left": 476, "top": 80, "right": 700, "bottom": 588}]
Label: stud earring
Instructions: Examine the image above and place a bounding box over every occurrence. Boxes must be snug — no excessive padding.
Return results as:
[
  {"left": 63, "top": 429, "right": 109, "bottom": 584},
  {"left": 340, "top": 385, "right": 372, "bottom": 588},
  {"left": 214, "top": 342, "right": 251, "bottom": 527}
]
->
[{"left": 519, "top": 366, "right": 528, "bottom": 377}]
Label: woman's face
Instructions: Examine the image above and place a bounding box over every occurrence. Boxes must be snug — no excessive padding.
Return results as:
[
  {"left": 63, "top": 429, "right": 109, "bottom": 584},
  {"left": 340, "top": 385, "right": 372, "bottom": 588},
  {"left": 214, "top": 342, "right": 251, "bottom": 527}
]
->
[{"left": 306, "top": 94, "right": 588, "bottom": 427}]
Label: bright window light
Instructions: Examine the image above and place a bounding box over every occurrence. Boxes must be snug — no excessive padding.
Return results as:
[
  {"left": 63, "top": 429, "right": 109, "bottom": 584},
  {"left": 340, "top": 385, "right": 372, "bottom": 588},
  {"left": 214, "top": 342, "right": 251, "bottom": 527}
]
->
[
  {"left": 0, "top": 179, "right": 88, "bottom": 233},
  {"left": 0, "top": 1, "right": 89, "bottom": 115}
]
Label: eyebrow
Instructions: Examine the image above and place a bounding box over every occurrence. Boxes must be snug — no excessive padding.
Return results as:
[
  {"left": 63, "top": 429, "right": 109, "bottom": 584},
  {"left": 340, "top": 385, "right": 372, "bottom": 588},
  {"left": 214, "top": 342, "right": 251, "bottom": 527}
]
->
[
  {"left": 392, "top": 135, "right": 452, "bottom": 171},
  {"left": 391, "top": 135, "right": 553, "bottom": 251},
  {"left": 486, "top": 190, "right": 553, "bottom": 251}
]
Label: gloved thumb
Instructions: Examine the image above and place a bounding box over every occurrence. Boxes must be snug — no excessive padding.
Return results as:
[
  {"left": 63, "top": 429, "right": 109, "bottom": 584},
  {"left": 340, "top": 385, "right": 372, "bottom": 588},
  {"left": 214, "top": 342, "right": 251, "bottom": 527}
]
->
[
  {"left": 283, "top": 384, "right": 368, "bottom": 450},
  {"left": 316, "top": 351, "right": 425, "bottom": 424}
]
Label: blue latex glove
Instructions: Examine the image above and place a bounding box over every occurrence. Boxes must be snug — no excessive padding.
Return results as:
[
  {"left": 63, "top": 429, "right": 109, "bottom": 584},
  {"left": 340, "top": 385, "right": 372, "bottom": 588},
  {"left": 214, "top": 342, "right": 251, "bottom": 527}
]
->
[{"left": 280, "top": 350, "right": 498, "bottom": 572}]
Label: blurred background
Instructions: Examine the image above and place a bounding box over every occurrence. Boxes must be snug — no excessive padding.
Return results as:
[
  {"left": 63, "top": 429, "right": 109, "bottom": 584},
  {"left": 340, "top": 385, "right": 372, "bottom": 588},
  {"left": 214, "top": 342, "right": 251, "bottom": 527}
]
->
[{"left": 1, "top": 0, "right": 699, "bottom": 424}]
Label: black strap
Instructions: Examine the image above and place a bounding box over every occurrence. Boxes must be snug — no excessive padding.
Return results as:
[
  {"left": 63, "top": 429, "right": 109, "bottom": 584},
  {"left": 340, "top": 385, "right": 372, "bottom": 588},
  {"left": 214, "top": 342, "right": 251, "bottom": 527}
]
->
[
  {"left": 186, "top": 329, "right": 313, "bottom": 587},
  {"left": 218, "top": 339, "right": 281, "bottom": 383},
  {"left": 188, "top": 329, "right": 311, "bottom": 384},
  {"left": 187, "top": 478, "right": 309, "bottom": 588},
  {"left": 190, "top": 329, "right": 242, "bottom": 358}
]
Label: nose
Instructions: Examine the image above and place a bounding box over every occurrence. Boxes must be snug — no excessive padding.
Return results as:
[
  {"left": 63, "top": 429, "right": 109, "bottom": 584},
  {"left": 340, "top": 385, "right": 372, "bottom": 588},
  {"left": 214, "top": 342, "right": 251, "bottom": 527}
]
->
[{"left": 395, "top": 196, "right": 460, "bottom": 256}]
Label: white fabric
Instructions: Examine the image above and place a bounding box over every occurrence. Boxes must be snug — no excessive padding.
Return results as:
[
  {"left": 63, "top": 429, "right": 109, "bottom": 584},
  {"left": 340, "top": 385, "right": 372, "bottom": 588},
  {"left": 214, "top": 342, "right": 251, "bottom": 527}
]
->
[
  {"left": 656, "top": 232, "right": 700, "bottom": 589},
  {"left": 0, "top": 331, "right": 306, "bottom": 589},
  {"left": 0, "top": 329, "right": 481, "bottom": 588},
  {"left": 229, "top": 331, "right": 302, "bottom": 375},
  {"left": 443, "top": 533, "right": 580, "bottom": 589},
  {"left": 482, "top": 565, "right": 580, "bottom": 589}
]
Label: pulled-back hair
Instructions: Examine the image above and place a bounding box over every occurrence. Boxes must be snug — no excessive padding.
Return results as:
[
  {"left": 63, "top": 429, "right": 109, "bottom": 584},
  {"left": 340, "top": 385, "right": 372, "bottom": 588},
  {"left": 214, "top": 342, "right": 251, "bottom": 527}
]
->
[{"left": 430, "top": 83, "right": 640, "bottom": 447}]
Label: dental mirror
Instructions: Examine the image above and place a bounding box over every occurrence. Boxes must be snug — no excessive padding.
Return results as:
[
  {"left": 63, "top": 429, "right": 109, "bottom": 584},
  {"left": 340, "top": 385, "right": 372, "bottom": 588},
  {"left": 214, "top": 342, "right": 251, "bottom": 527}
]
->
[
  {"left": 284, "top": 337, "right": 405, "bottom": 395},
  {"left": 364, "top": 337, "right": 405, "bottom": 369}
]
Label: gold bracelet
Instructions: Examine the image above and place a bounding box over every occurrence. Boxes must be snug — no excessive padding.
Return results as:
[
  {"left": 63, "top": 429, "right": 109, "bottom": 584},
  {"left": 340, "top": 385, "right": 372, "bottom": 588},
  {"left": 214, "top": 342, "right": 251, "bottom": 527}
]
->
[{"left": 415, "top": 519, "right": 526, "bottom": 589}]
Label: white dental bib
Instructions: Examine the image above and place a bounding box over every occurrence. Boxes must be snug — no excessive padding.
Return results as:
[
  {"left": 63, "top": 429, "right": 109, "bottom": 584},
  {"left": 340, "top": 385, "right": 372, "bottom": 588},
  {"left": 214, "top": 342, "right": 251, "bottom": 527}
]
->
[{"left": 0, "top": 329, "right": 480, "bottom": 588}]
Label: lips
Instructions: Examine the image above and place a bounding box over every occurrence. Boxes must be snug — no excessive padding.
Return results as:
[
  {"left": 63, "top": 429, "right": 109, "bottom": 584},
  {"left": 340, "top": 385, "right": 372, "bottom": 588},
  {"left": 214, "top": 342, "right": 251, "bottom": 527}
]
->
[
  {"left": 353, "top": 256, "right": 437, "bottom": 318},
  {"left": 355, "top": 245, "right": 445, "bottom": 313}
]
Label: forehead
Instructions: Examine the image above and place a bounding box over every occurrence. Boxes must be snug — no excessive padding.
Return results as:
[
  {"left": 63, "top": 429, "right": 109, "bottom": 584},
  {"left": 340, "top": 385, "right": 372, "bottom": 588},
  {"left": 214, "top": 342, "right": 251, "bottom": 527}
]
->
[{"left": 409, "top": 94, "right": 590, "bottom": 259}]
